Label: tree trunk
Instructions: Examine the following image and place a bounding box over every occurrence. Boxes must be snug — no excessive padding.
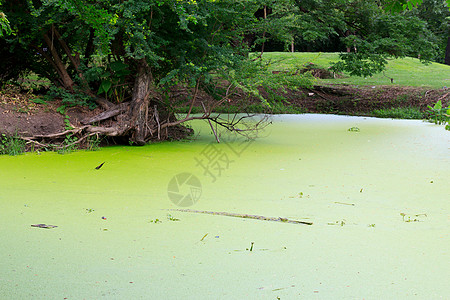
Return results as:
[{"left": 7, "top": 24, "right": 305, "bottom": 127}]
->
[
  {"left": 445, "top": 36, "right": 450, "bottom": 66},
  {"left": 128, "top": 59, "right": 153, "bottom": 145},
  {"left": 42, "top": 32, "right": 74, "bottom": 91}
]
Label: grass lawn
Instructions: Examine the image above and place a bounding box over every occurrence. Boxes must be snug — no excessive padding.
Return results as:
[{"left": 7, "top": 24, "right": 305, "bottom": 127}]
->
[{"left": 259, "top": 52, "right": 450, "bottom": 89}]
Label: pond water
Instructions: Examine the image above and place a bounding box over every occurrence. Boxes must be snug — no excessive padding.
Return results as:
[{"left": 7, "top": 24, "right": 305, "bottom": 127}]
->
[{"left": 0, "top": 114, "right": 448, "bottom": 299}]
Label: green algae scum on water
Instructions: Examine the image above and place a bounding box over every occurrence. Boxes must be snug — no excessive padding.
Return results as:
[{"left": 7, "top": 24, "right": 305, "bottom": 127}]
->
[{"left": 0, "top": 114, "right": 449, "bottom": 299}]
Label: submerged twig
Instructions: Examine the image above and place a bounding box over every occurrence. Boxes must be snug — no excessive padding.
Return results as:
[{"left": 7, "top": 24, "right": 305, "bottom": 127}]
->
[
  {"left": 166, "top": 209, "right": 313, "bottom": 225},
  {"left": 201, "top": 101, "right": 220, "bottom": 143},
  {"left": 334, "top": 202, "right": 355, "bottom": 206}
]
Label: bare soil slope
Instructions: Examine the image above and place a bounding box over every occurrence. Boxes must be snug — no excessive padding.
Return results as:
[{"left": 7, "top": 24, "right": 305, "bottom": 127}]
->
[{"left": 1, "top": 84, "right": 449, "bottom": 138}]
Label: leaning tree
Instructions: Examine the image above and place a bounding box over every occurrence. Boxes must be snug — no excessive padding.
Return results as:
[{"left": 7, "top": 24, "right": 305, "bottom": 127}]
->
[{"left": 1, "top": 0, "right": 310, "bottom": 147}]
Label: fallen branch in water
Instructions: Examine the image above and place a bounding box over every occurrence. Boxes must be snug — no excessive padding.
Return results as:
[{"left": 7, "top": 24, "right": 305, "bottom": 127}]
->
[
  {"left": 31, "top": 224, "right": 58, "bottom": 229},
  {"left": 166, "top": 209, "right": 313, "bottom": 225}
]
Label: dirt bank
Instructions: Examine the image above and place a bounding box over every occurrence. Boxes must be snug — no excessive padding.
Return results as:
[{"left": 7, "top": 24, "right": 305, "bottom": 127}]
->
[{"left": 0, "top": 84, "right": 448, "bottom": 138}]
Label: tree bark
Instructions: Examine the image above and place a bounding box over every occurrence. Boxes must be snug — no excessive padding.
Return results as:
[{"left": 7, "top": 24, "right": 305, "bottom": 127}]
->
[
  {"left": 128, "top": 59, "right": 153, "bottom": 145},
  {"left": 42, "top": 32, "right": 74, "bottom": 91},
  {"left": 52, "top": 26, "right": 85, "bottom": 82},
  {"left": 81, "top": 102, "right": 129, "bottom": 124},
  {"left": 445, "top": 36, "right": 450, "bottom": 66}
]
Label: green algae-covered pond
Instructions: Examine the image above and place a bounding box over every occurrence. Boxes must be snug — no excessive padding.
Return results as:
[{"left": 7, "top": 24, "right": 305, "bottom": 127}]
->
[{"left": 0, "top": 114, "right": 449, "bottom": 299}]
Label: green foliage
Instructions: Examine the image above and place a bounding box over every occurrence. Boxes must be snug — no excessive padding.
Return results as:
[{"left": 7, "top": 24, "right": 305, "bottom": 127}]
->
[
  {"left": 31, "top": 98, "right": 48, "bottom": 105},
  {"left": 45, "top": 86, "right": 96, "bottom": 110},
  {"left": 387, "top": 0, "right": 449, "bottom": 12},
  {"left": 427, "top": 100, "right": 450, "bottom": 128},
  {"left": 409, "top": 0, "right": 450, "bottom": 63},
  {"left": 0, "top": 39, "right": 34, "bottom": 85},
  {"left": 57, "top": 134, "right": 78, "bottom": 154},
  {"left": 0, "top": 133, "right": 26, "bottom": 156},
  {"left": 56, "top": 105, "right": 66, "bottom": 115},
  {"left": 64, "top": 115, "right": 73, "bottom": 130},
  {"left": 3, "top": 0, "right": 306, "bottom": 108},
  {"left": 373, "top": 107, "right": 424, "bottom": 119},
  {"left": 0, "top": 11, "right": 11, "bottom": 37},
  {"left": 225, "top": 57, "right": 313, "bottom": 106},
  {"left": 331, "top": 14, "right": 438, "bottom": 77},
  {"left": 385, "top": 0, "right": 424, "bottom": 12},
  {"left": 332, "top": 53, "right": 388, "bottom": 77},
  {"left": 96, "top": 61, "right": 131, "bottom": 103},
  {"left": 86, "top": 134, "right": 101, "bottom": 151}
]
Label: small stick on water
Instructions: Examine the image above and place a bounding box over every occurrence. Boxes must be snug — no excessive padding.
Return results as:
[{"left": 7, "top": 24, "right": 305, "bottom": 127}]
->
[
  {"left": 166, "top": 209, "right": 313, "bottom": 225},
  {"left": 200, "top": 233, "right": 208, "bottom": 242},
  {"left": 95, "top": 162, "right": 105, "bottom": 170},
  {"left": 334, "top": 202, "right": 355, "bottom": 206},
  {"left": 249, "top": 242, "right": 254, "bottom": 252}
]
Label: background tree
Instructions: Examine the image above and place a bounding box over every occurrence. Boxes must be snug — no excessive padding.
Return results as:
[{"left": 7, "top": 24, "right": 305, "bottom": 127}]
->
[
  {"left": 408, "top": 0, "right": 450, "bottom": 64},
  {"left": 255, "top": 0, "right": 446, "bottom": 73}
]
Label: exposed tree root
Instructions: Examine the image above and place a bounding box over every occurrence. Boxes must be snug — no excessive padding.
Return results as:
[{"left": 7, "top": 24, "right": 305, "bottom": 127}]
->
[
  {"left": 11, "top": 73, "right": 271, "bottom": 151},
  {"left": 20, "top": 99, "right": 270, "bottom": 151}
]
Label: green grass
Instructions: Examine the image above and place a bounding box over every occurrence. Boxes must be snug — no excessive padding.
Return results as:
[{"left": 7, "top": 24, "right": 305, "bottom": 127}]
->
[
  {"left": 259, "top": 52, "right": 450, "bottom": 89},
  {"left": 0, "top": 133, "right": 26, "bottom": 155},
  {"left": 372, "top": 107, "right": 424, "bottom": 119}
]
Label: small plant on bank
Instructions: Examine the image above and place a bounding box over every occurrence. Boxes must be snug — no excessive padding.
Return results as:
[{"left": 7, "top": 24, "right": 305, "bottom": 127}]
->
[
  {"left": 57, "top": 134, "right": 78, "bottom": 154},
  {"left": 64, "top": 115, "right": 73, "bottom": 130},
  {"left": 86, "top": 134, "right": 101, "bottom": 151},
  {"left": 426, "top": 100, "right": 450, "bottom": 129},
  {"left": 0, "top": 133, "right": 26, "bottom": 155}
]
